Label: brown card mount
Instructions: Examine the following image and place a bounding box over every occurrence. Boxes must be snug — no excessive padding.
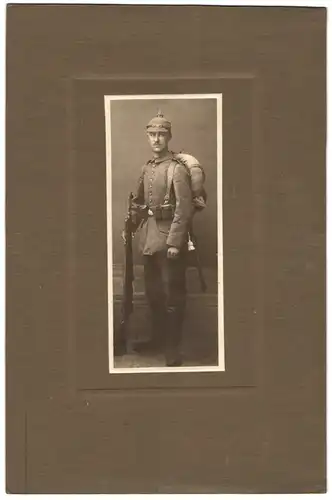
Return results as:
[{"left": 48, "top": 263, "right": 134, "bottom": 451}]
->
[{"left": 6, "top": 5, "right": 326, "bottom": 493}]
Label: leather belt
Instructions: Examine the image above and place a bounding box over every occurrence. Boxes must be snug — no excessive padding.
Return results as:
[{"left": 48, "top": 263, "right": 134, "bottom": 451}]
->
[{"left": 147, "top": 205, "right": 174, "bottom": 221}]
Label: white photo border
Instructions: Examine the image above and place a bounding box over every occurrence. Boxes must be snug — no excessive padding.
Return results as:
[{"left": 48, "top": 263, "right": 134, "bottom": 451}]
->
[{"left": 104, "top": 93, "right": 224, "bottom": 374}]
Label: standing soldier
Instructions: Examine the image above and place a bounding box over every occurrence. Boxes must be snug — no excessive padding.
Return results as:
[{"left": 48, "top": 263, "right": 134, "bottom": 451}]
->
[{"left": 125, "top": 111, "right": 198, "bottom": 367}]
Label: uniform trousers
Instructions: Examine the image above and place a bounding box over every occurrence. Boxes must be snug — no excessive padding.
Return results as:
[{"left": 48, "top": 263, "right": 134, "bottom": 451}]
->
[{"left": 143, "top": 249, "right": 187, "bottom": 359}]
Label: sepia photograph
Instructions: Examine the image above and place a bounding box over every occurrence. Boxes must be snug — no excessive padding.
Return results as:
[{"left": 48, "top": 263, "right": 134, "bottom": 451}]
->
[
  {"left": 104, "top": 94, "right": 224, "bottom": 373},
  {"left": 6, "top": 4, "right": 326, "bottom": 493}
]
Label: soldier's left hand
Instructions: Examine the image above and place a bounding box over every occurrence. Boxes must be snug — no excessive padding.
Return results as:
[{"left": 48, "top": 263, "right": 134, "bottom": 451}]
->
[{"left": 167, "top": 247, "right": 180, "bottom": 259}]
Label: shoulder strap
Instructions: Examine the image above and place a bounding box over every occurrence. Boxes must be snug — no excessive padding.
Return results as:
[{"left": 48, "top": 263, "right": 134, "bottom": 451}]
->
[{"left": 164, "top": 159, "right": 178, "bottom": 205}]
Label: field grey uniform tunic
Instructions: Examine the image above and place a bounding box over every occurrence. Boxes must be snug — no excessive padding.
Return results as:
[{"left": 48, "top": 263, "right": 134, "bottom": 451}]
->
[{"left": 132, "top": 152, "right": 193, "bottom": 356}]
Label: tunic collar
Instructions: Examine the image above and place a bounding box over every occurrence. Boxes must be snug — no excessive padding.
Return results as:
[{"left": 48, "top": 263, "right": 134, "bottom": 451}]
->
[{"left": 148, "top": 152, "right": 173, "bottom": 164}]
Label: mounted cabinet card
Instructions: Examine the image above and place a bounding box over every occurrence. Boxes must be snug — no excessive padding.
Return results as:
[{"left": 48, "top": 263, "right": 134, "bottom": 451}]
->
[{"left": 6, "top": 4, "right": 326, "bottom": 494}]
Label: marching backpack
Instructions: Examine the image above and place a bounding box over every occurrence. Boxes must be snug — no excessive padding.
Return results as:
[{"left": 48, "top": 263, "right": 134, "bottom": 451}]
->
[{"left": 164, "top": 152, "right": 207, "bottom": 211}]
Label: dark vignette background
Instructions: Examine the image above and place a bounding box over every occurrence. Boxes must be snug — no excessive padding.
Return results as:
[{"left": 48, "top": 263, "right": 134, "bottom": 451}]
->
[{"left": 6, "top": 5, "right": 326, "bottom": 494}]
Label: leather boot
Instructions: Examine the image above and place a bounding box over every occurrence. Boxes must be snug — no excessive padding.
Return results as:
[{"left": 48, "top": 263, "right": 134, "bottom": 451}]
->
[
  {"left": 133, "top": 306, "right": 165, "bottom": 354},
  {"left": 165, "top": 309, "right": 183, "bottom": 367},
  {"left": 114, "top": 338, "right": 127, "bottom": 356}
]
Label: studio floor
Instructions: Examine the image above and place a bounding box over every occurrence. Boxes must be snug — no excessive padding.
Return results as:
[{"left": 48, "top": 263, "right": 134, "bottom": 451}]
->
[{"left": 113, "top": 266, "right": 220, "bottom": 369}]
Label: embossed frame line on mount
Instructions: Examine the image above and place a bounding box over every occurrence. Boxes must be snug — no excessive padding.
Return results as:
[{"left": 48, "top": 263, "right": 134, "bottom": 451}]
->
[{"left": 67, "top": 74, "right": 263, "bottom": 391}]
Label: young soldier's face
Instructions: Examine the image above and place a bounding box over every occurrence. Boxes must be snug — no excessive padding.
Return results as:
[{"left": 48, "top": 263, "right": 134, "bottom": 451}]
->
[{"left": 147, "top": 131, "right": 171, "bottom": 154}]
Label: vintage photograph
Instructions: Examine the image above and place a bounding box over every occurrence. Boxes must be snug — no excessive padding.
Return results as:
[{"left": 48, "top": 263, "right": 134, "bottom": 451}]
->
[{"left": 104, "top": 94, "right": 224, "bottom": 373}]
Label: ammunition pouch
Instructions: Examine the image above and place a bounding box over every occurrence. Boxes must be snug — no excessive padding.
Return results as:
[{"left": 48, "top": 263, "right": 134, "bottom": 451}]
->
[
  {"left": 131, "top": 203, "right": 175, "bottom": 224},
  {"left": 152, "top": 204, "right": 175, "bottom": 221},
  {"left": 130, "top": 203, "right": 148, "bottom": 227}
]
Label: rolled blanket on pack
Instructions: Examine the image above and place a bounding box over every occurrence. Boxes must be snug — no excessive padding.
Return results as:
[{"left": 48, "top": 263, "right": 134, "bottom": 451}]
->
[{"left": 173, "top": 152, "right": 207, "bottom": 211}]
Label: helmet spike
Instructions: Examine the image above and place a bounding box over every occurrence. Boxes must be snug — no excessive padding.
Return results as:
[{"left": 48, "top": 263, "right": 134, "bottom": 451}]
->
[{"left": 146, "top": 109, "right": 171, "bottom": 132}]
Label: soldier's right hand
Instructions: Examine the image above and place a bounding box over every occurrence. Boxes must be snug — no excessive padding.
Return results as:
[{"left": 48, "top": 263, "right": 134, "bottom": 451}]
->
[{"left": 122, "top": 230, "right": 134, "bottom": 244}]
